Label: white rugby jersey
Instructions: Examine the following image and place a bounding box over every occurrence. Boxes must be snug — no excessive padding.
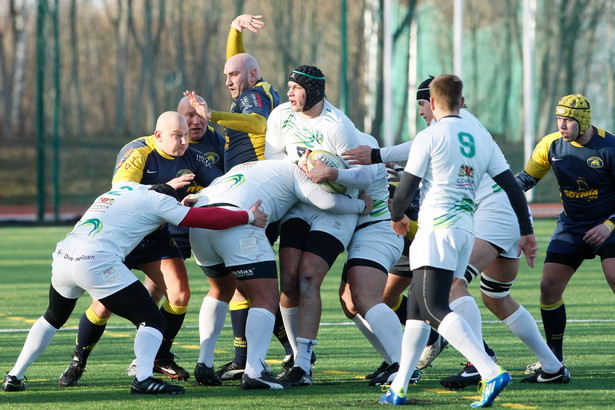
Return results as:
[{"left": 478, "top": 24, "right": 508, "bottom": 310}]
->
[
  {"left": 356, "top": 132, "right": 391, "bottom": 225},
  {"left": 405, "top": 114, "right": 509, "bottom": 232},
  {"left": 59, "top": 183, "right": 189, "bottom": 258},
  {"left": 265, "top": 100, "right": 361, "bottom": 161},
  {"left": 192, "top": 160, "right": 366, "bottom": 225}
]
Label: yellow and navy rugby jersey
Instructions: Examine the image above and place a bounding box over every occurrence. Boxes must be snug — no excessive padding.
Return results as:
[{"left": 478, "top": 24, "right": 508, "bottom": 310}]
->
[
  {"left": 524, "top": 126, "right": 615, "bottom": 221},
  {"left": 189, "top": 125, "right": 226, "bottom": 172},
  {"left": 112, "top": 135, "right": 223, "bottom": 199},
  {"left": 217, "top": 80, "right": 280, "bottom": 171}
]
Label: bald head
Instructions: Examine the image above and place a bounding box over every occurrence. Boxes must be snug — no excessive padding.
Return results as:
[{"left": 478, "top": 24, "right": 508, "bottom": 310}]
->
[
  {"left": 156, "top": 111, "right": 186, "bottom": 132},
  {"left": 154, "top": 111, "right": 190, "bottom": 157},
  {"left": 177, "top": 95, "right": 208, "bottom": 141},
  {"left": 224, "top": 53, "right": 260, "bottom": 99}
]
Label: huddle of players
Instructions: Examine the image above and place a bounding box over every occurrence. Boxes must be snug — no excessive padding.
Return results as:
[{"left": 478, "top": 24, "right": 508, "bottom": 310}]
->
[{"left": 6, "top": 13, "right": 615, "bottom": 407}]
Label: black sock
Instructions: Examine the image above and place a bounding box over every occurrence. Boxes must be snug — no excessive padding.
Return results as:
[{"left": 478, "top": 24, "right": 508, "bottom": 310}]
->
[
  {"left": 156, "top": 301, "right": 186, "bottom": 359},
  {"left": 75, "top": 309, "right": 108, "bottom": 364},
  {"left": 230, "top": 301, "right": 249, "bottom": 366},
  {"left": 541, "top": 302, "right": 566, "bottom": 362}
]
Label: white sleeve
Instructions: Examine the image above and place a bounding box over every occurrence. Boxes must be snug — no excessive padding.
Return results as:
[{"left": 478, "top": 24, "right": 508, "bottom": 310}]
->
[
  {"left": 264, "top": 109, "right": 289, "bottom": 159},
  {"left": 486, "top": 139, "right": 510, "bottom": 178},
  {"left": 154, "top": 193, "right": 190, "bottom": 225},
  {"left": 404, "top": 132, "right": 429, "bottom": 178},
  {"left": 292, "top": 167, "right": 365, "bottom": 214},
  {"left": 380, "top": 141, "right": 412, "bottom": 163},
  {"left": 335, "top": 164, "right": 375, "bottom": 189}
]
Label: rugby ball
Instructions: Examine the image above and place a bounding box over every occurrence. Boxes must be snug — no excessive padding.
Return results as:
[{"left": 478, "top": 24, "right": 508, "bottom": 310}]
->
[{"left": 306, "top": 150, "right": 347, "bottom": 193}]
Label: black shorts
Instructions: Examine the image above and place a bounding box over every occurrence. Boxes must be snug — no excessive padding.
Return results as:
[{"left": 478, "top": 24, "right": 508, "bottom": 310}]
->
[
  {"left": 279, "top": 218, "right": 344, "bottom": 267},
  {"left": 123, "top": 225, "right": 183, "bottom": 270}
]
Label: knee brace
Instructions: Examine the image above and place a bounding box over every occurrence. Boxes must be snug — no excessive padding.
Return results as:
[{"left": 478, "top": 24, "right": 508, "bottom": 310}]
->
[{"left": 480, "top": 272, "right": 513, "bottom": 298}]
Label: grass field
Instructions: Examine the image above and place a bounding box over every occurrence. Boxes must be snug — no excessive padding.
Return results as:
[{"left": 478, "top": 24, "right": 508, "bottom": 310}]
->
[{"left": 1, "top": 219, "right": 615, "bottom": 409}]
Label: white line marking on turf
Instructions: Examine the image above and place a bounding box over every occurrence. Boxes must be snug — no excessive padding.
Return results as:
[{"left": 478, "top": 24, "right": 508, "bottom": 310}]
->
[{"left": 1, "top": 319, "right": 614, "bottom": 333}]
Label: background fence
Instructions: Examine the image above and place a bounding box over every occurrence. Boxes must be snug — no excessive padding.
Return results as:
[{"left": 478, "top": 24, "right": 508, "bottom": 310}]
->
[{"left": 2, "top": 0, "right": 609, "bottom": 220}]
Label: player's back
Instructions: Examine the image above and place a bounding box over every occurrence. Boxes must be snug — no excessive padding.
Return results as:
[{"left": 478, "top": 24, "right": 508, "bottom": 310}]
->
[
  {"left": 60, "top": 183, "right": 186, "bottom": 257},
  {"left": 193, "top": 160, "right": 302, "bottom": 224},
  {"left": 410, "top": 116, "right": 509, "bottom": 231}
]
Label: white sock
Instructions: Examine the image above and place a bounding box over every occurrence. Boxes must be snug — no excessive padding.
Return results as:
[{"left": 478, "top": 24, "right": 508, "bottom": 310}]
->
[
  {"left": 280, "top": 305, "right": 299, "bottom": 356},
  {"left": 10, "top": 317, "right": 58, "bottom": 379},
  {"left": 364, "top": 303, "right": 403, "bottom": 363},
  {"left": 438, "top": 312, "right": 500, "bottom": 380},
  {"left": 198, "top": 296, "right": 229, "bottom": 366},
  {"left": 295, "top": 337, "right": 317, "bottom": 373},
  {"left": 244, "top": 308, "right": 275, "bottom": 378},
  {"left": 503, "top": 305, "right": 562, "bottom": 373},
  {"left": 352, "top": 314, "right": 391, "bottom": 363},
  {"left": 450, "top": 295, "right": 483, "bottom": 343},
  {"left": 389, "top": 320, "right": 430, "bottom": 395},
  {"left": 134, "top": 325, "right": 163, "bottom": 382}
]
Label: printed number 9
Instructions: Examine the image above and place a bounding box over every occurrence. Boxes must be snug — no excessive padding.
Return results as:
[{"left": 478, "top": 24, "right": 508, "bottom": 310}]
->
[{"left": 458, "top": 133, "right": 475, "bottom": 158}]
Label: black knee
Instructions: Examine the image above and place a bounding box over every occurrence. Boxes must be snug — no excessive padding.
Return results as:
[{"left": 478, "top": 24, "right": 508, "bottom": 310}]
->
[
  {"left": 43, "top": 284, "right": 77, "bottom": 329},
  {"left": 100, "top": 281, "right": 167, "bottom": 333}
]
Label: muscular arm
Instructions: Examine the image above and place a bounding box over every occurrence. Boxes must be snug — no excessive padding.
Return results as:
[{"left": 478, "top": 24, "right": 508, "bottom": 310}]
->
[
  {"left": 210, "top": 111, "right": 267, "bottom": 134},
  {"left": 515, "top": 170, "right": 541, "bottom": 192}
]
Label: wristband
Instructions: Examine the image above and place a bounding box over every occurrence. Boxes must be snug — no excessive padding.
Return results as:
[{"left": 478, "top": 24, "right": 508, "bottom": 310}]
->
[
  {"left": 247, "top": 210, "right": 254, "bottom": 224},
  {"left": 604, "top": 219, "right": 615, "bottom": 233},
  {"left": 370, "top": 148, "right": 383, "bottom": 164}
]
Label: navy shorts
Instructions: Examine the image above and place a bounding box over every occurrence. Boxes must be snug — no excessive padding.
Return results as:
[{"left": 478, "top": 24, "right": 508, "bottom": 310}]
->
[
  {"left": 545, "top": 213, "right": 615, "bottom": 269},
  {"left": 123, "top": 225, "right": 183, "bottom": 270}
]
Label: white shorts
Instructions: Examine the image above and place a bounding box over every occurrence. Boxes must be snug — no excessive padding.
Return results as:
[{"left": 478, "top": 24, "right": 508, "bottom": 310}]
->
[
  {"left": 409, "top": 227, "right": 474, "bottom": 278},
  {"left": 347, "top": 221, "right": 404, "bottom": 272},
  {"left": 189, "top": 224, "right": 276, "bottom": 268},
  {"left": 51, "top": 246, "right": 139, "bottom": 300},
  {"left": 281, "top": 201, "right": 358, "bottom": 248},
  {"left": 474, "top": 191, "right": 525, "bottom": 259}
]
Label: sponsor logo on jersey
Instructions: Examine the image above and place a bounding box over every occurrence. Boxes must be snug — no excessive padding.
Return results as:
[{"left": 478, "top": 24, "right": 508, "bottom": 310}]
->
[
  {"left": 91, "top": 197, "right": 115, "bottom": 211},
  {"left": 116, "top": 148, "right": 135, "bottom": 169},
  {"left": 75, "top": 218, "right": 103, "bottom": 237},
  {"left": 587, "top": 156, "right": 604, "bottom": 168},
  {"left": 563, "top": 177, "right": 598, "bottom": 201}
]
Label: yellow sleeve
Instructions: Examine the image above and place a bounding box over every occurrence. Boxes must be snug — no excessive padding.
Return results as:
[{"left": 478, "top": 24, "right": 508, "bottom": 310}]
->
[
  {"left": 524, "top": 132, "right": 559, "bottom": 179},
  {"left": 226, "top": 26, "right": 246, "bottom": 60},
  {"left": 112, "top": 148, "right": 147, "bottom": 184},
  {"left": 210, "top": 111, "right": 267, "bottom": 134}
]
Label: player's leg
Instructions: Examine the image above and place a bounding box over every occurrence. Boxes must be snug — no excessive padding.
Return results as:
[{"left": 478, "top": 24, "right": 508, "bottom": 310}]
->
[
  {"left": 480, "top": 256, "right": 570, "bottom": 383},
  {"left": 101, "top": 280, "right": 184, "bottom": 395},
  {"left": 235, "top": 262, "right": 288, "bottom": 389},
  {"left": 539, "top": 259, "right": 575, "bottom": 363},
  {"left": 59, "top": 299, "right": 111, "bottom": 386},
  {"left": 278, "top": 218, "right": 310, "bottom": 361},
  {"left": 145, "top": 256, "right": 191, "bottom": 380},
  {"left": 5, "top": 283, "right": 78, "bottom": 391},
  {"left": 218, "top": 288, "right": 250, "bottom": 380},
  {"left": 340, "top": 272, "right": 392, "bottom": 370},
  {"left": 440, "top": 238, "right": 499, "bottom": 389}
]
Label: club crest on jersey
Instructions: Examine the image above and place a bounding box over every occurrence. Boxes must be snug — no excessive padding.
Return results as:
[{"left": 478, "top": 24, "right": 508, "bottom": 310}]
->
[
  {"left": 176, "top": 169, "right": 193, "bottom": 177},
  {"left": 587, "top": 156, "right": 604, "bottom": 169},
  {"left": 458, "top": 165, "right": 474, "bottom": 178},
  {"left": 456, "top": 165, "right": 474, "bottom": 190},
  {"left": 204, "top": 152, "right": 220, "bottom": 164}
]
